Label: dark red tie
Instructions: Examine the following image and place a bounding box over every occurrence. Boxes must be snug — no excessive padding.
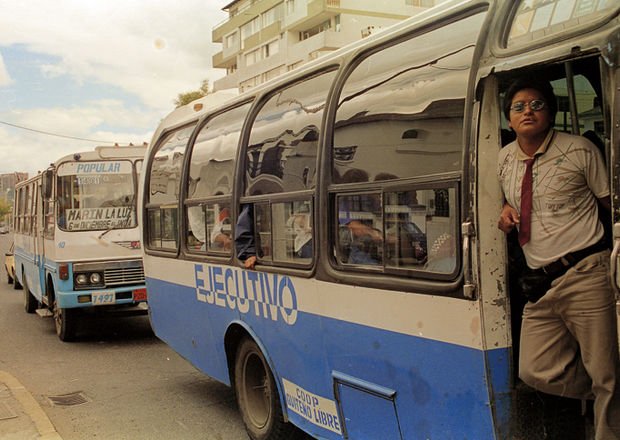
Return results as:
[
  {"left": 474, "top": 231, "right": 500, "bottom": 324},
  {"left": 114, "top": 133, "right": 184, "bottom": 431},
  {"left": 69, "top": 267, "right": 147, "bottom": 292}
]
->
[{"left": 519, "top": 158, "right": 535, "bottom": 246}]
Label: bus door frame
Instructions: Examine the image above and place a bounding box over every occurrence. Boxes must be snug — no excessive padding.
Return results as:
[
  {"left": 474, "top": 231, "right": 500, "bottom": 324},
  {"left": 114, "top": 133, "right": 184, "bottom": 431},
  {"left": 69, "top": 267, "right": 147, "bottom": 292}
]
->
[{"left": 608, "top": 65, "right": 620, "bottom": 351}]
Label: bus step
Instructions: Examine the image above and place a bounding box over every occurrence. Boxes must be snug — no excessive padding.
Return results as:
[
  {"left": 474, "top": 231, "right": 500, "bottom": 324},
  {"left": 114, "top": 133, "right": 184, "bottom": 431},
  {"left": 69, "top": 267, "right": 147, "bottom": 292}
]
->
[{"left": 35, "top": 309, "right": 53, "bottom": 318}]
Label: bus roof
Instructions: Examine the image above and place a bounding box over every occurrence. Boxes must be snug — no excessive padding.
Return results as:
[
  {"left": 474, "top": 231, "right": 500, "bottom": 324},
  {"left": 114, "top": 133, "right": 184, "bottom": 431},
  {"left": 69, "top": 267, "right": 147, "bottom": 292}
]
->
[
  {"left": 51, "top": 144, "right": 148, "bottom": 168},
  {"left": 153, "top": 88, "right": 239, "bottom": 138},
  {"left": 94, "top": 144, "right": 148, "bottom": 159}
]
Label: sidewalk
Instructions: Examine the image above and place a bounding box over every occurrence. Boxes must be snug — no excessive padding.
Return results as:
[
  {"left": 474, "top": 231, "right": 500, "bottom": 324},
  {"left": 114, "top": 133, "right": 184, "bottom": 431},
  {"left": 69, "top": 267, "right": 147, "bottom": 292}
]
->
[{"left": 0, "top": 371, "right": 63, "bottom": 440}]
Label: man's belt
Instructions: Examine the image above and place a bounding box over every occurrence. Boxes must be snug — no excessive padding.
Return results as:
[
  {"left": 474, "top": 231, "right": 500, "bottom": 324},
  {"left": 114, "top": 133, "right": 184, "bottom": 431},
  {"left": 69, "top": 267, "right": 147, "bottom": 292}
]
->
[{"left": 534, "top": 240, "right": 608, "bottom": 280}]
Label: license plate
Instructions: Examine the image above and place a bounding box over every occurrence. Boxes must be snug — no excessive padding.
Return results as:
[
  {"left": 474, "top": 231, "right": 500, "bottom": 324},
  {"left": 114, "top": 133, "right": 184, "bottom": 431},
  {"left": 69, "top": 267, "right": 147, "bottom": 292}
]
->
[
  {"left": 133, "top": 288, "right": 147, "bottom": 302},
  {"left": 92, "top": 291, "right": 115, "bottom": 305}
]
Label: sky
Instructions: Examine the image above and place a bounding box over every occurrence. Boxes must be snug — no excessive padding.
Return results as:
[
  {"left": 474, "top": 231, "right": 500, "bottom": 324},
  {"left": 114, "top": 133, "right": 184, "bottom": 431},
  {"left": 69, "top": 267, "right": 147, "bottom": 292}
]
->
[{"left": 0, "top": 0, "right": 230, "bottom": 177}]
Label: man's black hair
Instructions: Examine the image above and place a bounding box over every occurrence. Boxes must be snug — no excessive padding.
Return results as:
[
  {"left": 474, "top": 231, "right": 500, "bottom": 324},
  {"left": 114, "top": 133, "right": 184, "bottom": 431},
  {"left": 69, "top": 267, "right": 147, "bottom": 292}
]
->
[{"left": 503, "top": 77, "right": 557, "bottom": 121}]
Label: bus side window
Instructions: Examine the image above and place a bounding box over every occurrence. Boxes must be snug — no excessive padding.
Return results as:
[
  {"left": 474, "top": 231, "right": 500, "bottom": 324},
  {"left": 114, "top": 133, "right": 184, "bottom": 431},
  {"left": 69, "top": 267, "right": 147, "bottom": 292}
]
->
[
  {"left": 328, "top": 13, "right": 481, "bottom": 279},
  {"left": 337, "top": 193, "right": 383, "bottom": 266},
  {"left": 333, "top": 185, "right": 458, "bottom": 275},
  {"left": 273, "top": 200, "right": 313, "bottom": 262},
  {"left": 207, "top": 203, "right": 232, "bottom": 252},
  {"left": 239, "top": 200, "right": 315, "bottom": 266},
  {"left": 254, "top": 202, "right": 271, "bottom": 262},
  {"left": 186, "top": 204, "right": 206, "bottom": 251},
  {"left": 239, "top": 70, "right": 336, "bottom": 268},
  {"left": 148, "top": 207, "right": 178, "bottom": 250},
  {"left": 145, "top": 124, "right": 195, "bottom": 251},
  {"left": 384, "top": 189, "right": 427, "bottom": 268},
  {"left": 185, "top": 103, "right": 250, "bottom": 257}
]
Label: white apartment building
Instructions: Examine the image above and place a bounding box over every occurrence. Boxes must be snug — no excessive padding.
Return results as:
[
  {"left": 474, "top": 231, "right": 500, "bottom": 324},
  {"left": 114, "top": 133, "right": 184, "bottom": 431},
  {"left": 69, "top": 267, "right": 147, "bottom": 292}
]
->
[{"left": 212, "top": 0, "right": 440, "bottom": 92}]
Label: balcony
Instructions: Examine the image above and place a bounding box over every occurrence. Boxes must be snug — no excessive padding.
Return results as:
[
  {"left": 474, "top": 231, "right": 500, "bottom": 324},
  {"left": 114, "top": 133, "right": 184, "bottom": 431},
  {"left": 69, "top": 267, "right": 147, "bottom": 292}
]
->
[
  {"left": 283, "top": 0, "right": 341, "bottom": 32},
  {"left": 287, "top": 29, "right": 351, "bottom": 64},
  {"left": 242, "top": 21, "right": 281, "bottom": 52},
  {"left": 212, "top": 50, "right": 238, "bottom": 70},
  {"left": 305, "top": 0, "right": 341, "bottom": 28},
  {"left": 213, "top": 0, "right": 283, "bottom": 42},
  {"left": 308, "top": 0, "right": 340, "bottom": 16},
  {"left": 214, "top": 71, "right": 241, "bottom": 91},
  {"left": 213, "top": 51, "right": 286, "bottom": 92},
  {"left": 212, "top": 33, "right": 242, "bottom": 69},
  {"left": 223, "top": 36, "right": 241, "bottom": 60}
]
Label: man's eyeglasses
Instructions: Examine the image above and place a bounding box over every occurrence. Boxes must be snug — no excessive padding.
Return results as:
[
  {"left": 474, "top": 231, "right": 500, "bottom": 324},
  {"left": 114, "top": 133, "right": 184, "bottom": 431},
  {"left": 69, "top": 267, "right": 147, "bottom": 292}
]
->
[{"left": 510, "top": 99, "right": 546, "bottom": 113}]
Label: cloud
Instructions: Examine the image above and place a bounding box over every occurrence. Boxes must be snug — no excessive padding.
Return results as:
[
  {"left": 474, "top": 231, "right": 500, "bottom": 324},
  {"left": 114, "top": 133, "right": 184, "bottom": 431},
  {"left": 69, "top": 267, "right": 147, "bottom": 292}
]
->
[
  {"left": 0, "top": 99, "right": 157, "bottom": 176},
  {"left": 0, "top": 0, "right": 230, "bottom": 177},
  {"left": 0, "top": 55, "right": 11, "bottom": 86},
  {"left": 0, "top": 0, "right": 228, "bottom": 110}
]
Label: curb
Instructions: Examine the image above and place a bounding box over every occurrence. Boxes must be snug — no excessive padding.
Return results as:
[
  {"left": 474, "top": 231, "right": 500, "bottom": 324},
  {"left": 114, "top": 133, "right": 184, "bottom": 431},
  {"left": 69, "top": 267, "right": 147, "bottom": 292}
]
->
[{"left": 0, "top": 371, "right": 63, "bottom": 440}]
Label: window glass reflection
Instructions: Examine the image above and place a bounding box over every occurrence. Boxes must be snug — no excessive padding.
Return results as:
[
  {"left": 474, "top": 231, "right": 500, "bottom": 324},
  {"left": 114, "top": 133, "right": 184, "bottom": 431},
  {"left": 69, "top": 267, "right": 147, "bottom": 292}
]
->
[
  {"left": 246, "top": 70, "right": 337, "bottom": 195},
  {"left": 149, "top": 124, "right": 195, "bottom": 205},
  {"left": 147, "top": 208, "right": 178, "bottom": 249},
  {"left": 334, "top": 186, "right": 458, "bottom": 275},
  {"left": 271, "top": 200, "right": 313, "bottom": 263},
  {"left": 333, "top": 13, "right": 485, "bottom": 181},
  {"left": 337, "top": 193, "right": 383, "bottom": 265},
  {"left": 189, "top": 103, "right": 251, "bottom": 199},
  {"left": 207, "top": 203, "right": 232, "bottom": 253},
  {"left": 186, "top": 202, "right": 233, "bottom": 254},
  {"left": 255, "top": 203, "right": 272, "bottom": 262}
]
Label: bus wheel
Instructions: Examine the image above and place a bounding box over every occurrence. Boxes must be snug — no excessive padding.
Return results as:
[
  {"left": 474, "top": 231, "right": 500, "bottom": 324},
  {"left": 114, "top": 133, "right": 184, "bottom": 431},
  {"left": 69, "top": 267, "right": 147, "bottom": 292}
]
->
[
  {"left": 23, "top": 276, "right": 37, "bottom": 314},
  {"left": 234, "top": 338, "right": 298, "bottom": 440},
  {"left": 54, "top": 300, "right": 77, "bottom": 342}
]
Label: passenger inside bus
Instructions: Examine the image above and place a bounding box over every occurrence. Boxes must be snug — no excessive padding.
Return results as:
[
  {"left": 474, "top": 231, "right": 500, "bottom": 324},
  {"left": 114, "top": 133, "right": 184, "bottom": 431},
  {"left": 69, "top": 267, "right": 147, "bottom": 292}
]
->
[
  {"left": 337, "top": 169, "right": 383, "bottom": 265},
  {"left": 235, "top": 204, "right": 258, "bottom": 269},
  {"left": 379, "top": 178, "right": 427, "bottom": 267},
  {"left": 287, "top": 204, "right": 312, "bottom": 259},
  {"left": 210, "top": 207, "right": 232, "bottom": 251},
  {"left": 186, "top": 205, "right": 206, "bottom": 250}
]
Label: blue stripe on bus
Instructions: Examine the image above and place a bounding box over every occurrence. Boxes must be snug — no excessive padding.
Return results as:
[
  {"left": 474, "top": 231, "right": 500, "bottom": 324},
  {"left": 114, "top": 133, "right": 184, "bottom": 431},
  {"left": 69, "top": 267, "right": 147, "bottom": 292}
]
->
[{"left": 147, "top": 276, "right": 507, "bottom": 439}]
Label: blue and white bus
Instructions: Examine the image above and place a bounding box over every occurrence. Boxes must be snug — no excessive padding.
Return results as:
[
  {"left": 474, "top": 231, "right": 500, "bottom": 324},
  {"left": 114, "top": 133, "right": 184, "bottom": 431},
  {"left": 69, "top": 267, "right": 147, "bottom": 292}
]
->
[
  {"left": 14, "top": 145, "right": 148, "bottom": 341},
  {"left": 141, "top": 1, "right": 620, "bottom": 438}
]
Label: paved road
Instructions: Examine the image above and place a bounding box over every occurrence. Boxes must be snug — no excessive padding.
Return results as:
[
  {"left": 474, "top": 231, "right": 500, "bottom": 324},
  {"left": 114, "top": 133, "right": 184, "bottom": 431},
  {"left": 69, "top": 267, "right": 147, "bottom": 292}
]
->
[{"left": 0, "top": 233, "right": 248, "bottom": 440}]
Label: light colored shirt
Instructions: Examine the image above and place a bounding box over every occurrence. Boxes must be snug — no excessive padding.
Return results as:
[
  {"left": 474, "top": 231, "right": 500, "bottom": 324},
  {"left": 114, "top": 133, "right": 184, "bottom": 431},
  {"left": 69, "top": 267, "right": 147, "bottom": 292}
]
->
[
  {"left": 287, "top": 213, "right": 312, "bottom": 252},
  {"left": 497, "top": 130, "right": 608, "bottom": 268}
]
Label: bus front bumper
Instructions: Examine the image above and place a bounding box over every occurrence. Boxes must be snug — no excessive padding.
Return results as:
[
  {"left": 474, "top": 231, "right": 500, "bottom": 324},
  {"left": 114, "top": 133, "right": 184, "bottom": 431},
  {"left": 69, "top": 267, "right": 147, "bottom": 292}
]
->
[{"left": 55, "top": 286, "right": 147, "bottom": 309}]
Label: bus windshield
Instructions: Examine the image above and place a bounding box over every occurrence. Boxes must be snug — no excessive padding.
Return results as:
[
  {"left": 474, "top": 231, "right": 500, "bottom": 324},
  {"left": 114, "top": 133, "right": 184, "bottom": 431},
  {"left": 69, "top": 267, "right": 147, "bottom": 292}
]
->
[{"left": 57, "top": 160, "right": 137, "bottom": 232}]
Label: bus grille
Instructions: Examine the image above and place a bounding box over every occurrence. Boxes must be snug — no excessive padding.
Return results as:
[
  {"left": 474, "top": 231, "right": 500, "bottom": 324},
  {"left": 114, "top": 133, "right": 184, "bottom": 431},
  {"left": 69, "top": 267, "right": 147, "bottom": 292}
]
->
[{"left": 104, "top": 266, "right": 145, "bottom": 286}]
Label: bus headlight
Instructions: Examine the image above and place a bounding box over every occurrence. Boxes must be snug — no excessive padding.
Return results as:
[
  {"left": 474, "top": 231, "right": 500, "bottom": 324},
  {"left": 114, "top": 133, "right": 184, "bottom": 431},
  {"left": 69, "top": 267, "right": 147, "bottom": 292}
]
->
[{"left": 74, "top": 272, "right": 104, "bottom": 289}]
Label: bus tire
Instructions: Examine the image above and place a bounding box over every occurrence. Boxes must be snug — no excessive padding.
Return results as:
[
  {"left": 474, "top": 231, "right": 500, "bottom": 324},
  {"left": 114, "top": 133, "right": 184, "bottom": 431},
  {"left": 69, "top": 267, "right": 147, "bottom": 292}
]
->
[
  {"left": 13, "top": 272, "right": 22, "bottom": 290},
  {"left": 23, "top": 276, "right": 37, "bottom": 314},
  {"left": 54, "top": 301, "right": 77, "bottom": 342},
  {"left": 234, "top": 337, "right": 299, "bottom": 440}
]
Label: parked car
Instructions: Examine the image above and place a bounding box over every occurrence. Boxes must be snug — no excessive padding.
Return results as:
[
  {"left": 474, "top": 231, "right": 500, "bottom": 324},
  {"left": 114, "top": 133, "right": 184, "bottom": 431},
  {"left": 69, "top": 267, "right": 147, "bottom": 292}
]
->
[
  {"left": 0, "top": 226, "right": 8, "bottom": 234},
  {"left": 5, "top": 242, "right": 20, "bottom": 288}
]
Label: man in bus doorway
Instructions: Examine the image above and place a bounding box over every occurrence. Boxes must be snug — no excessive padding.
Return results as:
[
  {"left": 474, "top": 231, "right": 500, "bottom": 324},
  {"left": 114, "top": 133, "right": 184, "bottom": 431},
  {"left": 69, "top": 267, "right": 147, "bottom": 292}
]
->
[{"left": 497, "top": 77, "right": 619, "bottom": 439}]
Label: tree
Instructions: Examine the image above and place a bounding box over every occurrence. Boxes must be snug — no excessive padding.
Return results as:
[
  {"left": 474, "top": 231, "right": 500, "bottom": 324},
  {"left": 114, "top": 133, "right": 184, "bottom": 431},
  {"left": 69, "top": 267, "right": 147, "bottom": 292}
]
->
[
  {"left": 174, "top": 79, "right": 210, "bottom": 108},
  {"left": 0, "top": 199, "right": 11, "bottom": 224}
]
